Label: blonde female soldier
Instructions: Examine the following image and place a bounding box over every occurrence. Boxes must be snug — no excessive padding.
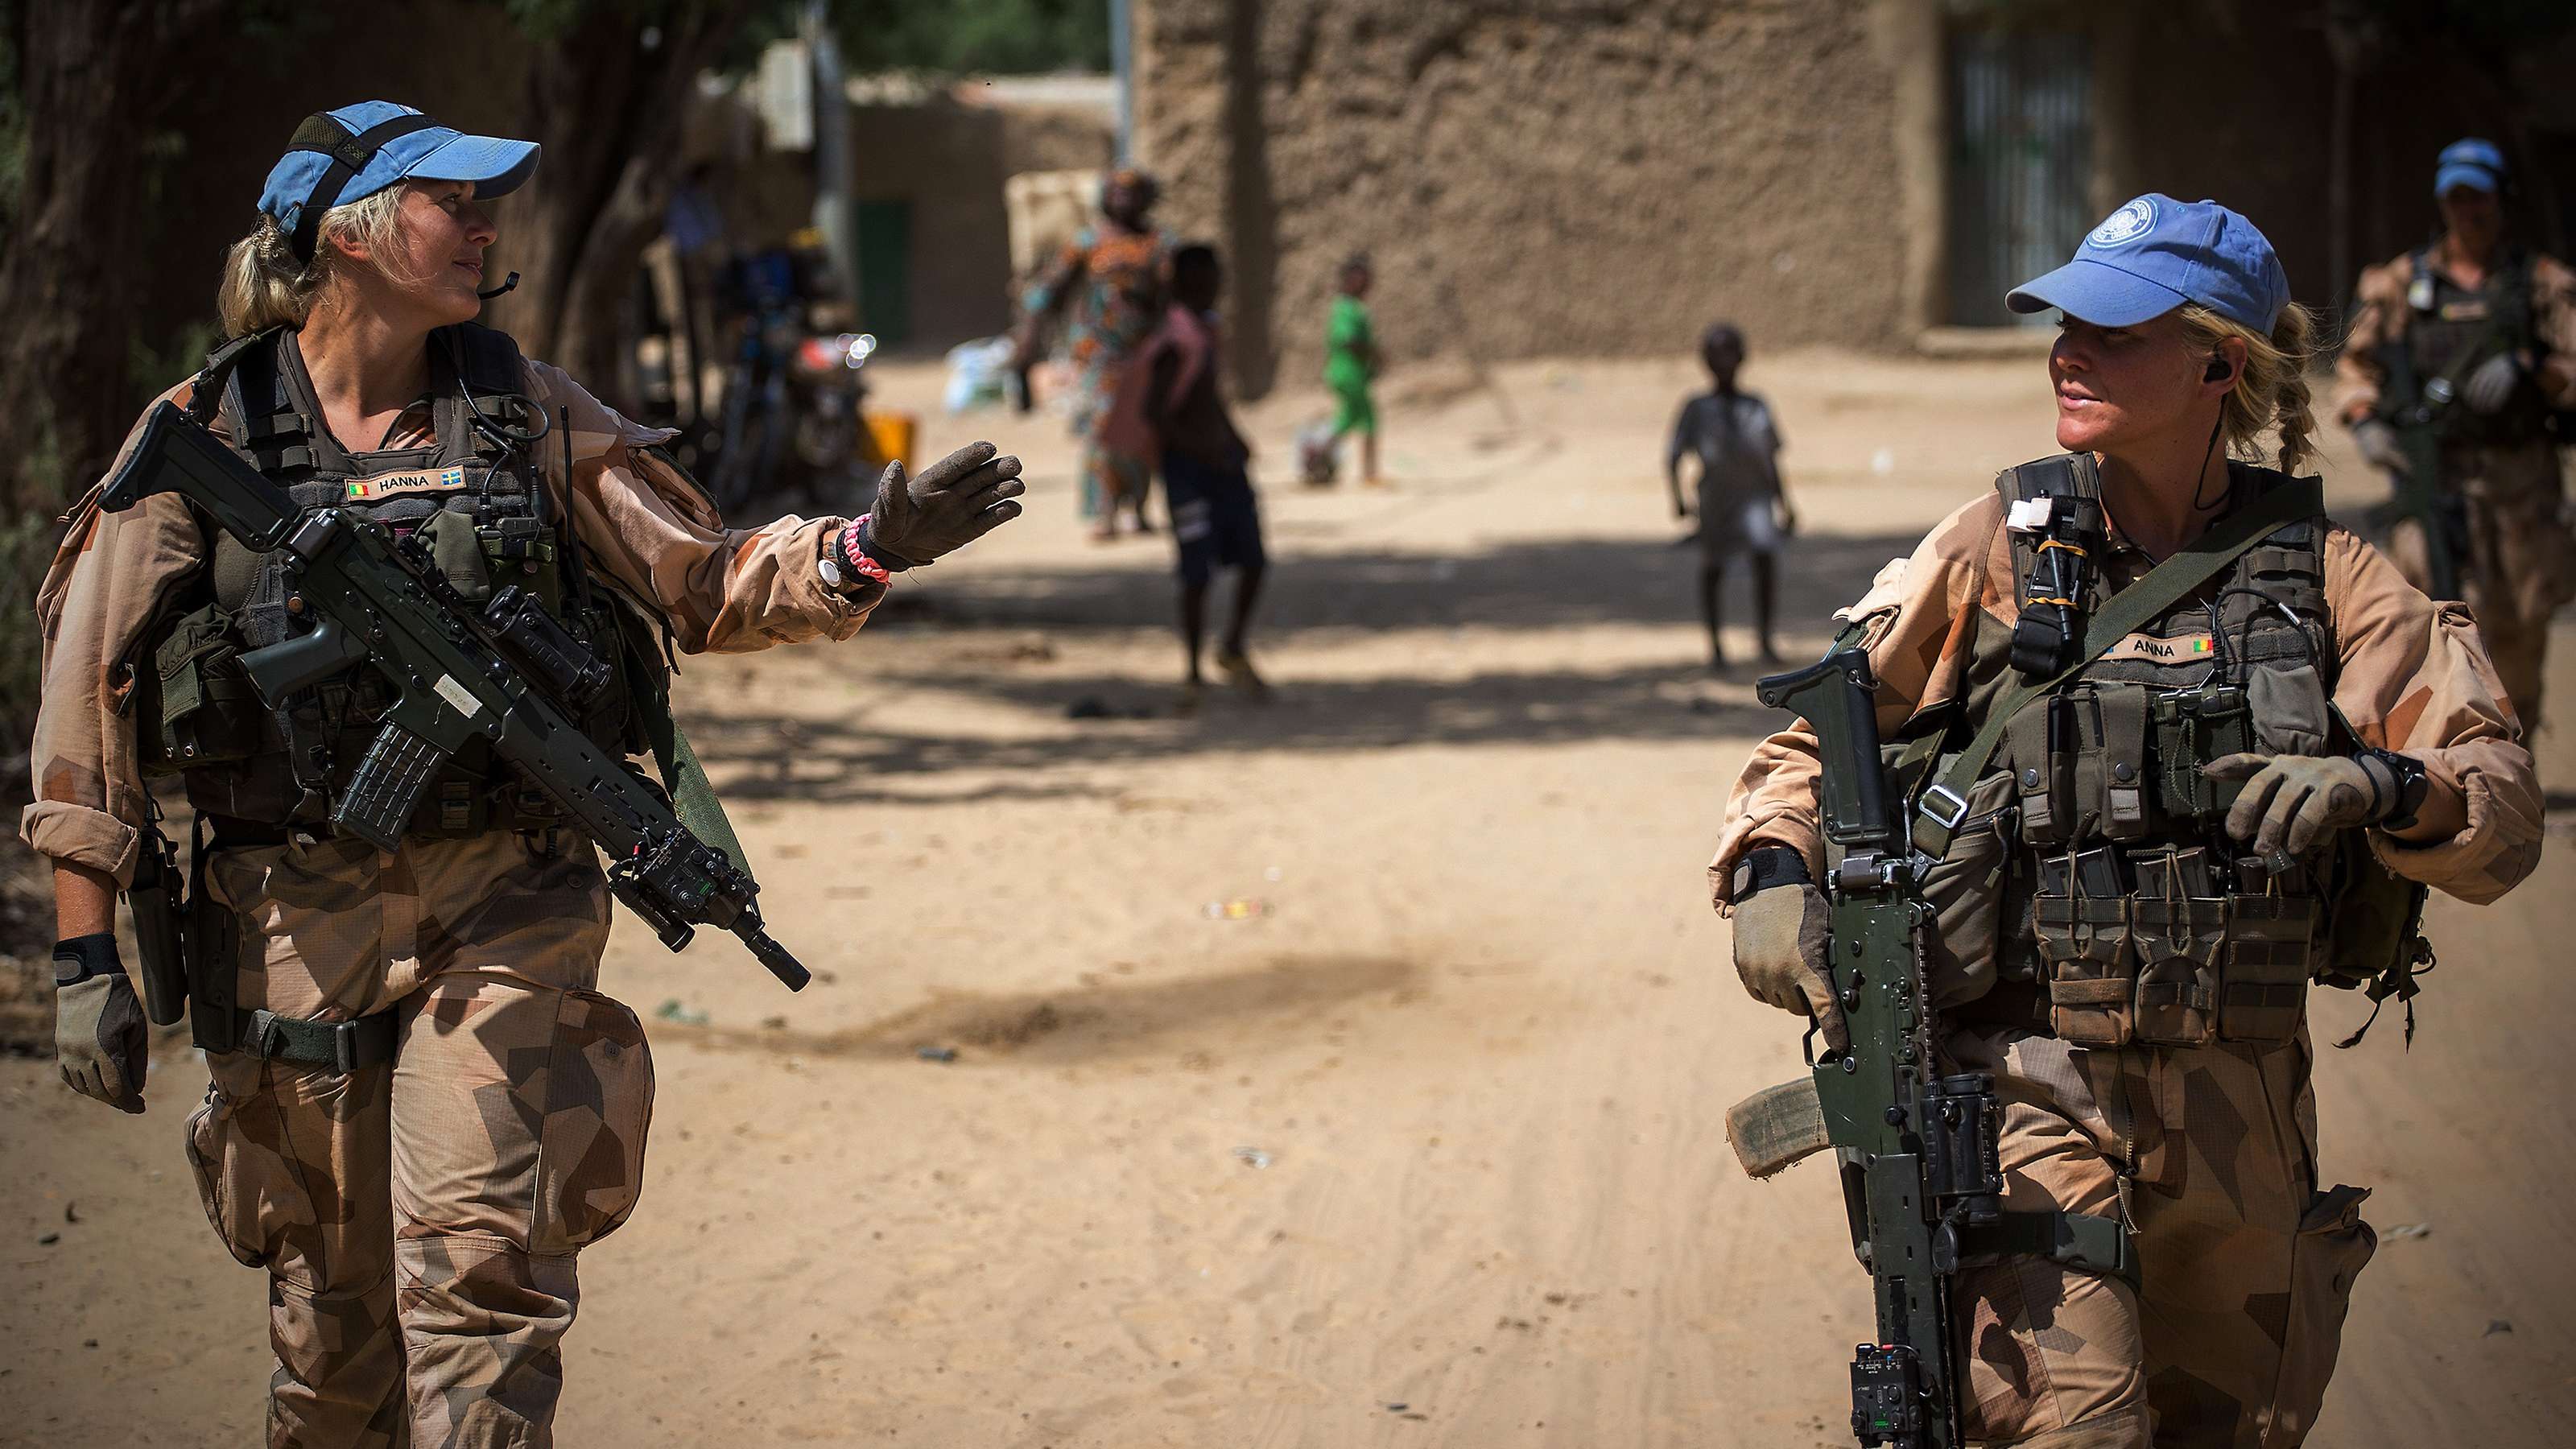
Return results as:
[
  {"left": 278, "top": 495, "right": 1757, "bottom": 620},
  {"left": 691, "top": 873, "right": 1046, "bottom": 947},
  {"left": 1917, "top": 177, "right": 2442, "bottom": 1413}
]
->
[
  {"left": 1711, "top": 197, "right": 2541, "bottom": 1443},
  {"left": 31, "top": 102, "right": 1023, "bottom": 1446}
]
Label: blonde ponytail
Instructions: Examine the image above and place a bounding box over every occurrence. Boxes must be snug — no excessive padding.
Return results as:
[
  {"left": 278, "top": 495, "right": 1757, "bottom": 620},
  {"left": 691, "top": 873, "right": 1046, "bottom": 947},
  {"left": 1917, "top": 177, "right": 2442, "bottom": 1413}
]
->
[
  {"left": 214, "top": 186, "right": 411, "bottom": 336},
  {"left": 2177, "top": 300, "right": 2322, "bottom": 477}
]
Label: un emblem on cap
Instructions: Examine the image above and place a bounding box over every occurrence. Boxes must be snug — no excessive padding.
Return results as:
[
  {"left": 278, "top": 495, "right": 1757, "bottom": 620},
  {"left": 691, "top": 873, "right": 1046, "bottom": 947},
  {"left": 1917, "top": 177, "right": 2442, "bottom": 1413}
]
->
[{"left": 2087, "top": 197, "right": 2157, "bottom": 250}]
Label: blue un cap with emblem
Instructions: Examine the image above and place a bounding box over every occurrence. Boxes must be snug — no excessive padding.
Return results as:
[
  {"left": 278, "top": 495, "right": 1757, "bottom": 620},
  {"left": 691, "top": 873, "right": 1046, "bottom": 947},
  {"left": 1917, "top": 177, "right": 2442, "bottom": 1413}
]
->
[
  {"left": 2434, "top": 138, "right": 2506, "bottom": 198},
  {"left": 2006, "top": 193, "right": 2289, "bottom": 334},
  {"left": 257, "top": 101, "right": 540, "bottom": 264}
]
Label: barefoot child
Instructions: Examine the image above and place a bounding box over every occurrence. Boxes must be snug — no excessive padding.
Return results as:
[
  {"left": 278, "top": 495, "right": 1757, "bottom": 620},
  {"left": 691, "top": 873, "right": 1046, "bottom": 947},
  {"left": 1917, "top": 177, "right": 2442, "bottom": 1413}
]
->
[
  {"left": 1141, "top": 243, "right": 1269, "bottom": 707},
  {"left": 1667, "top": 323, "right": 1794, "bottom": 667},
  {"left": 1324, "top": 253, "right": 1381, "bottom": 486}
]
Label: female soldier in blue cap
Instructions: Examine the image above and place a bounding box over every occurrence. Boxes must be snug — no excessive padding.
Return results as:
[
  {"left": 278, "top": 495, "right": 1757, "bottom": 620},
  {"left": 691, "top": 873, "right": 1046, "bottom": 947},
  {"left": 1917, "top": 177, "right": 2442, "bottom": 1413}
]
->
[
  {"left": 2338, "top": 137, "right": 2576, "bottom": 738},
  {"left": 29, "top": 101, "right": 1025, "bottom": 1445},
  {"left": 1712, "top": 196, "right": 2541, "bottom": 1443}
]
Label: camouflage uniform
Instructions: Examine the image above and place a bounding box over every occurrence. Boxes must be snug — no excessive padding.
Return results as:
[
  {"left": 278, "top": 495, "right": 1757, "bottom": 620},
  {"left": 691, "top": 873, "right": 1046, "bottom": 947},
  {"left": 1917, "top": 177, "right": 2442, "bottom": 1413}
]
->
[
  {"left": 1712, "top": 489, "right": 2543, "bottom": 1446},
  {"left": 27, "top": 360, "right": 881, "bottom": 1447},
  {"left": 2336, "top": 250, "right": 2576, "bottom": 733}
]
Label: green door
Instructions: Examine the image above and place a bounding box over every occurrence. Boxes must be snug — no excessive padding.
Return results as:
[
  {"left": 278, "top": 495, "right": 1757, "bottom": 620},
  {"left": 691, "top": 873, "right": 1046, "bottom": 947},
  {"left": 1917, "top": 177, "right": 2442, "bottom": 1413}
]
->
[{"left": 854, "top": 200, "right": 911, "bottom": 345}]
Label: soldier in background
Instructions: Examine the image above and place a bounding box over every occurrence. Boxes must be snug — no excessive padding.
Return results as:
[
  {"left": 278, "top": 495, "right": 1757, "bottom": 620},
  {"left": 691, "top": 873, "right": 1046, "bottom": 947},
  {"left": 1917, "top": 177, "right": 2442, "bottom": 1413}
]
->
[{"left": 2339, "top": 137, "right": 2576, "bottom": 735}]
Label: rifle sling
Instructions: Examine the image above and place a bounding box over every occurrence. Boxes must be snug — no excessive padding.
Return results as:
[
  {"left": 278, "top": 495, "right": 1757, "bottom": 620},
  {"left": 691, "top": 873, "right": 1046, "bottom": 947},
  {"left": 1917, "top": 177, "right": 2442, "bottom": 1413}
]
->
[
  {"left": 632, "top": 671, "right": 753, "bottom": 879},
  {"left": 1910, "top": 474, "right": 2325, "bottom": 857},
  {"left": 1962, "top": 1208, "right": 2139, "bottom": 1290}
]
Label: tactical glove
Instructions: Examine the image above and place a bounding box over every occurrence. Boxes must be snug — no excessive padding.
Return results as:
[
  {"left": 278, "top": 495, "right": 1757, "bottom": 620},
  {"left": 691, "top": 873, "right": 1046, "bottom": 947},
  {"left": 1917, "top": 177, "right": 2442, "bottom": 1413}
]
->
[
  {"left": 853, "top": 442, "right": 1025, "bottom": 570},
  {"left": 2202, "top": 751, "right": 2407, "bottom": 857},
  {"left": 1732, "top": 881, "right": 1846, "bottom": 1053},
  {"left": 2350, "top": 418, "right": 2409, "bottom": 477},
  {"left": 54, "top": 935, "right": 147, "bottom": 1113},
  {"left": 2462, "top": 352, "right": 2524, "bottom": 416}
]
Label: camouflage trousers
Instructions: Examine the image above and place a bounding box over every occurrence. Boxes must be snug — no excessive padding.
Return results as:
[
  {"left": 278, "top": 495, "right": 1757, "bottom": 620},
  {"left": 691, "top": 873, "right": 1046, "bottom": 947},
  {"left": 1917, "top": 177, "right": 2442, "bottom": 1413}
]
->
[
  {"left": 183, "top": 829, "right": 653, "bottom": 1449},
  {"left": 2387, "top": 439, "right": 2575, "bottom": 734},
  {"left": 1945, "top": 1027, "right": 2376, "bottom": 1447}
]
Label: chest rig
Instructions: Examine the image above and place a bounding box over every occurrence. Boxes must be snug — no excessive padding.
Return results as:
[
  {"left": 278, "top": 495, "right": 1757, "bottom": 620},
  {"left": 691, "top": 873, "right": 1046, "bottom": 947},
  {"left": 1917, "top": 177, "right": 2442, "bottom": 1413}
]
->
[
  {"left": 2392, "top": 246, "right": 2547, "bottom": 446},
  {"left": 1934, "top": 454, "right": 2359, "bottom": 1051},
  {"left": 139, "top": 324, "right": 646, "bottom": 836}
]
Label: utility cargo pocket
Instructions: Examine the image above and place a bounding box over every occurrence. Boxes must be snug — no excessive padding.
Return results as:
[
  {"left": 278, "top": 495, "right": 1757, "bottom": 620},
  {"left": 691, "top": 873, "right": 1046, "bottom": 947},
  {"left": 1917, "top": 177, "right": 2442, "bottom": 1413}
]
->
[
  {"left": 150, "top": 603, "right": 262, "bottom": 770},
  {"left": 2035, "top": 883, "right": 2136, "bottom": 1047},
  {"left": 2271, "top": 1184, "right": 2376, "bottom": 1437},
  {"left": 2221, "top": 895, "right": 2318, "bottom": 1042},
  {"left": 182, "top": 1065, "right": 270, "bottom": 1272},
  {"left": 530, "top": 989, "right": 656, "bottom": 1255},
  {"left": 1918, "top": 770, "right": 2016, "bottom": 1009}
]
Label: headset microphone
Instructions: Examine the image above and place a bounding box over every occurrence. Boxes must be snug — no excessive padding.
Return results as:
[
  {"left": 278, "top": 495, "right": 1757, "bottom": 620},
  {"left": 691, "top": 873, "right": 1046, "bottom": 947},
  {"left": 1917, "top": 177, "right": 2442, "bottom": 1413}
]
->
[
  {"left": 2204, "top": 354, "right": 2231, "bottom": 383},
  {"left": 477, "top": 270, "right": 520, "bottom": 300}
]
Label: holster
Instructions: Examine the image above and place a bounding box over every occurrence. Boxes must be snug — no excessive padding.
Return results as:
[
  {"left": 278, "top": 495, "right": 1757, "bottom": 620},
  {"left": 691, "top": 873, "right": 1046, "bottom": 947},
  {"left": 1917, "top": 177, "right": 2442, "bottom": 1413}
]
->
[
  {"left": 128, "top": 820, "right": 190, "bottom": 1026},
  {"left": 185, "top": 826, "right": 243, "bottom": 1055}
]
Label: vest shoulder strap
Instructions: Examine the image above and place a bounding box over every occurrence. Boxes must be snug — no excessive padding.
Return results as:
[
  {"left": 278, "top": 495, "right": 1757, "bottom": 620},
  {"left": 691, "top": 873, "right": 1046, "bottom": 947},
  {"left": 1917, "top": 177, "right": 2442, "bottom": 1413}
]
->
[{"left": 434, "top": 321, "right": 527, "bottom": 397}]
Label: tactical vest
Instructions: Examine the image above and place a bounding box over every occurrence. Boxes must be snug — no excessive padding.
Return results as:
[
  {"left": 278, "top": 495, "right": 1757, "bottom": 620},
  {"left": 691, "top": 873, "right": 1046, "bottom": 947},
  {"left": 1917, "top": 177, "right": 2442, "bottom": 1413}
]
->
[
  {"left": 2393, "top": 246, "right": 2549, "bottom": 446},
  {"left": 137, "top": 324, "right": 652, "bottom": 837},
  {"left": 1916, "top": 455, "right": 2425, "bottom": 1050}
]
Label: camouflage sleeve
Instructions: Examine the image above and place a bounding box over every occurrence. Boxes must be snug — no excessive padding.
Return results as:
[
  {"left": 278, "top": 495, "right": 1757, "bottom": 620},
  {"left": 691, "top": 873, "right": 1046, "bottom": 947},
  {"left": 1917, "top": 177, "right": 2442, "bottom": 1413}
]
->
[
  {"left": 2529, "top": 254, "right": 2576, "bottom": 409},
  {"left": 19, "top": 384, "right": 209, "bottom": 882},
  {"left": 1707, "top": 492, "right": 2004, "bottom": 912},
  {"left": 2330, "top": 257, "right": 2409, "bottom": 424},
  {"left": 2322, "top": 526, "right": 2543, "bottom": 903},
  {"left": 524, "top": 360, "right": 884, "bottom": 655}
]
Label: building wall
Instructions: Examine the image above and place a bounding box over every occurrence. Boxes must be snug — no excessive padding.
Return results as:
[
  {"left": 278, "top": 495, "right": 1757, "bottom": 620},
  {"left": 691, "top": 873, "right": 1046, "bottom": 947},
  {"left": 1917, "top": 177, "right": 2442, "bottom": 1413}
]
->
[
  {"left": 1134, "top": 0, "right": 1913, "bottom": 395},
  {"left": 1135, "top": 0, "right": 2576, "bottom": 389}
]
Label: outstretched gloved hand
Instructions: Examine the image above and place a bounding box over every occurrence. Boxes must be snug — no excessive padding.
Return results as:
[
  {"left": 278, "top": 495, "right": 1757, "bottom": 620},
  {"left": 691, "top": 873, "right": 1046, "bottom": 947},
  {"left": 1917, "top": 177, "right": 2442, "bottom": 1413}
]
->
[
  {"left": 2462, "top": 352, "right": 2526, "bottom": 416},
  {"left": 853, "top": 442, "right": 1026, "bottom": 569},
  {"left": 2349, "top": 418, "right": 2409, "bottom": 477},
  {"left": 54, "top": 935, "right": 147, "bottom": 1113},
  {"left": 1732, "top": 881, "right": 1846, "bottom": 1053},
  {"left": 2202, "top": 751, "right": 2405, "bottom": 857}
]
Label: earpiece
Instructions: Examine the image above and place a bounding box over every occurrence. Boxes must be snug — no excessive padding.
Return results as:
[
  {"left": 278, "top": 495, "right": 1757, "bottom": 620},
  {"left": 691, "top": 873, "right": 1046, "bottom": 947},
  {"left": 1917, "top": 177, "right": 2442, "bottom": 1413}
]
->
[{"left": 2204, "top": 355, "right": 2232, "bottom": 383}]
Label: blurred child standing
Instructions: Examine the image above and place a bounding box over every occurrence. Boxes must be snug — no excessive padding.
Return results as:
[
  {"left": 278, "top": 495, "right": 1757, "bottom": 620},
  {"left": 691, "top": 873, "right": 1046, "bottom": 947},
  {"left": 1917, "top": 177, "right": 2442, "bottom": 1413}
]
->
[
  {"left": 1139, "top": 243, "right": 1269, "bottom": 708},
  {"left": 1323, "top": 254, "right": 1383, "bottom": 486},
  {"left": 1667, "top": 323, "right": 1794, "bottom": 669}
]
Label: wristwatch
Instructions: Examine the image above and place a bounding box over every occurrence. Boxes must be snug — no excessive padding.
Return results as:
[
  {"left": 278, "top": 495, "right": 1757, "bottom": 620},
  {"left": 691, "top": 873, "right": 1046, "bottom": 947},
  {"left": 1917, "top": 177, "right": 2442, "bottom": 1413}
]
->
[
  {"left": 2359, "top": 747, "right": 2429, "bottom": 831},
  {"left": 1731, "top": 844, "right": 1813, "bottom": 905}
]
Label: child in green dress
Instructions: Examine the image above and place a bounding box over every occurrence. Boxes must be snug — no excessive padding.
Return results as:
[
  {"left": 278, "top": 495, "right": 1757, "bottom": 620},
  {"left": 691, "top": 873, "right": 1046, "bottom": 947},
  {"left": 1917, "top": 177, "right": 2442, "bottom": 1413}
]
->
[{"left": 1324, "top": 254, "right": 1381, "bottom": 486}]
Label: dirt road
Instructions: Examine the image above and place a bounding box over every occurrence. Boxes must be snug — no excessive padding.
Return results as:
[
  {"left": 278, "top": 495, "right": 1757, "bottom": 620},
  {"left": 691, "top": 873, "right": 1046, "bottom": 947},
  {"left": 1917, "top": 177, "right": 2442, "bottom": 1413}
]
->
[{"left": 5, "top": 349, "right": 2570, "bottom": 1446}]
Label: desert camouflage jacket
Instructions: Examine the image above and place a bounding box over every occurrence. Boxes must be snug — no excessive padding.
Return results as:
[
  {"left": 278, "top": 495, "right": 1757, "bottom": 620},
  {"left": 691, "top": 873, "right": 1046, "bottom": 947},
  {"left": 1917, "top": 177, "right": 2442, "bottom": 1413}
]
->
[
  {"left": 25, "top": 358, "right": 884, "bottom": 884},
  {"left": 1711, "top": 485, "right": 2543, "bottom": 911}
]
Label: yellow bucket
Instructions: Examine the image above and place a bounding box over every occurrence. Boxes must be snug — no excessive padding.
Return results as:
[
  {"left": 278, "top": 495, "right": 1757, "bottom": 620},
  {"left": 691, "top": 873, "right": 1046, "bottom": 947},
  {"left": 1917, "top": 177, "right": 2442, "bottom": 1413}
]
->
[{"left": 863, "top": 411, "right": 917, "bottom": 473}]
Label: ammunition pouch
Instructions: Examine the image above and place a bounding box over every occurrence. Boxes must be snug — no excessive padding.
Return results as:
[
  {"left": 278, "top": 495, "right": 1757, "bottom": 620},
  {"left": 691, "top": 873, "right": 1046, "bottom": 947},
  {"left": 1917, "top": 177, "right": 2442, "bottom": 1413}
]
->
[{"left": 139, "top": 603, "right": 264, "bottom": 774}]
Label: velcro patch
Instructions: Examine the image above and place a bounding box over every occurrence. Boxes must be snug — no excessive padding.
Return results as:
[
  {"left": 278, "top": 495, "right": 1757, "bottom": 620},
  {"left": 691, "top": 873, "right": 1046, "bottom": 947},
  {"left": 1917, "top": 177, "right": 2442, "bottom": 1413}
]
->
[
  {"left": 2099, "top": 632, "right": 2214, "bottom": 663},
  {"left": 345, "top": 465, "right": 468, "bottom": 502}
]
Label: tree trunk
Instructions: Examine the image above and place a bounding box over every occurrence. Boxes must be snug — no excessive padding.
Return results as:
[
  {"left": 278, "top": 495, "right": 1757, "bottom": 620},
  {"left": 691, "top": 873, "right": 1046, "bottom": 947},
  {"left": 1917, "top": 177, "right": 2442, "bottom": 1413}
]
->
[
  {"left": 0, "top": 0, "right": 225, "bottom": 517},
  {"left": 486, "top": 2, "right": 754, "bottom": 409}
]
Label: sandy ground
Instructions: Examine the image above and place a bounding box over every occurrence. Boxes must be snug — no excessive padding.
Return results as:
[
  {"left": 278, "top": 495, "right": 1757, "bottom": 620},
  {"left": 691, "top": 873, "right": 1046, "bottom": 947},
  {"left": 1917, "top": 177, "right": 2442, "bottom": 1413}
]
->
[{"left": 3, "top": 347, "right": 2571, "bottom": 1447}]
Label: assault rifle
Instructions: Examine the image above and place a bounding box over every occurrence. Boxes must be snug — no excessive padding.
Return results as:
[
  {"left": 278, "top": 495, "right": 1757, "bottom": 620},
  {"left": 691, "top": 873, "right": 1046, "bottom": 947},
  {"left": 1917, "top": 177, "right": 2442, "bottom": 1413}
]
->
[
  {"left": 102, "top": 401, "right": 811, "bottom": 990},
  {"left": 2378, "top": 358, "right": 2462, "bottom": 602},
  {"left": 1735, "top": 650, "right": 2003, "bottom": 1447}
]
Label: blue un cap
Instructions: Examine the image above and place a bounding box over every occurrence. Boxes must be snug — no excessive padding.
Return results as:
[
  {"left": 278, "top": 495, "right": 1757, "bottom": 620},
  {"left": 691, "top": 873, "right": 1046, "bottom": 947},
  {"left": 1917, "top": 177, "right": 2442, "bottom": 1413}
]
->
[
  {"left": 2434, "top": 138, "right": 2506, "bottom": 198},
  {"left": 2006, "top": 193, "right": 2289, "bottom": 333},
  {"left": 257, "top": 101, "right": 539, "bottom": 263}
]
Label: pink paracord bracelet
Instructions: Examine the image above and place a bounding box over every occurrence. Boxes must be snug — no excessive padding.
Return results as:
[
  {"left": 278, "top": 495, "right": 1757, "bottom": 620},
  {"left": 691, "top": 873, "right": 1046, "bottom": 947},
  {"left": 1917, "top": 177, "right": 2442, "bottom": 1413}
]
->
[{"left": 836, "top": 514, "right": 893, "bottom": 588}]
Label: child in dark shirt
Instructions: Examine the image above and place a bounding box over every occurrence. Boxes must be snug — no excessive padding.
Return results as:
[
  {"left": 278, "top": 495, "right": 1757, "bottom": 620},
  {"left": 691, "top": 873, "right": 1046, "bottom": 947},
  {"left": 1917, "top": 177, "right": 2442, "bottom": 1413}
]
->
[
  {"left": 1666, "top": 322, "right": 1794, "bottom": 668},
  {"left": 1141, "top": 243, "right": 1269, "bottom": 708}
]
